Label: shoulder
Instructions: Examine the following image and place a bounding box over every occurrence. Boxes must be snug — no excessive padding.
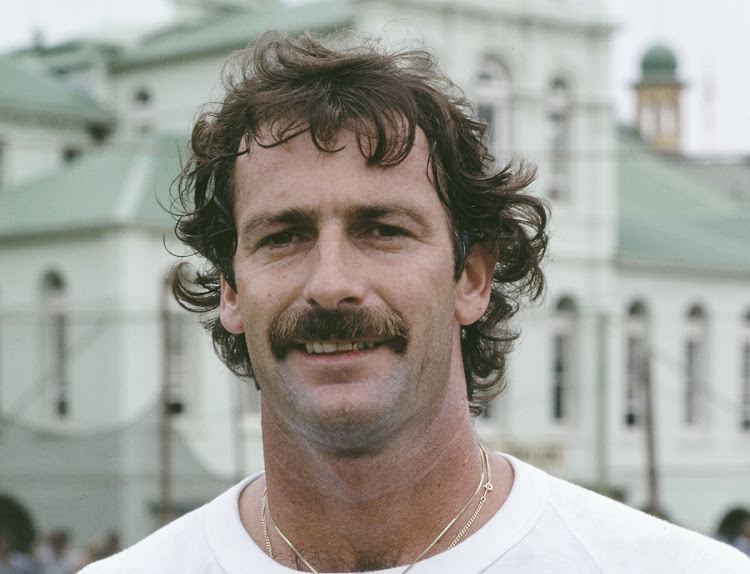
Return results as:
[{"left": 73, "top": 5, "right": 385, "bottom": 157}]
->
[{"left": 541, "top": 469, "right": 750, "bottom": 573}]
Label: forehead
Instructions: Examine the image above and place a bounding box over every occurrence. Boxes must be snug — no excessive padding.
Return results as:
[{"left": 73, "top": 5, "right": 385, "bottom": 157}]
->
[{"left": 232, "top": 129, "right": 440, "bottom": 214}]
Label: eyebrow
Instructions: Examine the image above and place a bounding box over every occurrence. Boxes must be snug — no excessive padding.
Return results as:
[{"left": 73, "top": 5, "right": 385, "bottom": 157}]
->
[
  {"left": 347, "top": 204, "right": 430, "bottom": 229},
  {"left": 239, "top": 203, "right": 431, "bottom": 240},
  {"left": 239, "top": 208, "right": 315, "bottom": 240}
]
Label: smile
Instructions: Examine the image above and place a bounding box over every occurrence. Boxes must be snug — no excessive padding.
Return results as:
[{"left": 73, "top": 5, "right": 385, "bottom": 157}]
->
[{"left": 303, "top": 341, "right": 378, "bottom": 354}]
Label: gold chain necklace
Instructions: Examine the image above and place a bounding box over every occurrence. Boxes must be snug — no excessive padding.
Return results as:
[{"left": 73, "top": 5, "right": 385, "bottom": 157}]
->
[{"left": 261, "top": 444, "right": 493, "bottom": 573}]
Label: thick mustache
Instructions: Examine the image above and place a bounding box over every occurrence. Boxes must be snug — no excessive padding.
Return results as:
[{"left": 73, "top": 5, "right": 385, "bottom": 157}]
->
[{"left": 268, "top": 307, "right": 409, "bottom": 360}]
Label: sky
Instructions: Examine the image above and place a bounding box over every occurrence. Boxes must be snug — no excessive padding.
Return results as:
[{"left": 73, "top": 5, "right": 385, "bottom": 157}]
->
[
  {"left": 0, "top": 0, "right": 174, "bottom": 49},
  {"left": 2, "top": 0, "right": 749, "bottom": 156},
  {"left": 607, "top": 0, "right": 750, "bottom": 156}
]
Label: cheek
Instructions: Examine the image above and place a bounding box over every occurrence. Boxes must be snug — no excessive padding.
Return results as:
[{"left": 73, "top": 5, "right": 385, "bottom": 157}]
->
[
  {"left": 238, "top": 268, "right": 304, "bottom": 340},
  {"left": 396, "top": 268, "right": 458, "bottom": 333},
  {"left": 239, "top": 262, "right": 301, "bottom": 308},
  {"left": 412, "top": 261, "right": 457, "bottom": 306}
]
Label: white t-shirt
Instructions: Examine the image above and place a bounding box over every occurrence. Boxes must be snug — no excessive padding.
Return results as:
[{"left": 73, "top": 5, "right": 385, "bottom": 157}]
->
[{"left": 80, "top": 455, "right": 750, "bottom": 573}]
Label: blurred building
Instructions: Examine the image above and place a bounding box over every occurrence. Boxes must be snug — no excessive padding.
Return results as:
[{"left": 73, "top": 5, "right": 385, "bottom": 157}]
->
[{"left": 0, "top": 0, "right": 748, "bottom": 545}]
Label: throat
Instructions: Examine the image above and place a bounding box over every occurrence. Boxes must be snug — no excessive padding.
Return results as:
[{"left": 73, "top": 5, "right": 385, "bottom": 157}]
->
[
  {"left": 295, "top": 552, "right": 400, "bottom": 573},
  {"left": 259, "top": 444, "right": 496, "bottom": 574}
]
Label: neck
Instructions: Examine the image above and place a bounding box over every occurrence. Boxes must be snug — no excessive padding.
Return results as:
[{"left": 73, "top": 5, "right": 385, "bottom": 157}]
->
[
  {"left": 272, "top": 414, "right": 477, "bottom": 506},
  {"left": 240, "top": 385, "right": 510, "bottom": 572}
]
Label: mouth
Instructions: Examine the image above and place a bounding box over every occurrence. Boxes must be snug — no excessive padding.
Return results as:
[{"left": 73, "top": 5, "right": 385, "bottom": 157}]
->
[{"left": 301, "top": 340, "right": 380, "bottom": 354}]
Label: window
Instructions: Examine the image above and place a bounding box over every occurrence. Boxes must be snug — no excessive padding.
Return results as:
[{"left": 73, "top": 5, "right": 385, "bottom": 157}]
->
[
  {"left": 625, "top": 301, "right": 649, "bottom": 427},
  {"left": 42, "top": 271, "right": 69, "bottom": 418},
  {"left": 0, "top": 140, "right": 5, "bottom": 188},
  {"left": 660, "top": 103, "right": 677, "bottom": 137},
  {"left": 551, "top": 297, "right": 577, "bottom": 423},
  {"left": 162, "top": 278, "right": 190, "bottom": 415},
  {"left": 547, "top": 78, "right": 571, "bottom": 201},
  {"left": 62, "top": 147, "right": 81, "bottom": 164},
  {"left": 684, "top": 305, "right": 707, "bottom": 426},
  {"left": 640, "top": 101, "right": 658, "bottom": 140},
  {"left": 134, "top": 88, "right": 151, "bottom": 105},
  {"left": 741, "top": 312, "right": 750, "bottom": 431},
  {"left": 474, "top": 57, "right": 510, "bottom": 161},
  {"left": 132, "top": 87, "right": 154, "bottom": 134}
]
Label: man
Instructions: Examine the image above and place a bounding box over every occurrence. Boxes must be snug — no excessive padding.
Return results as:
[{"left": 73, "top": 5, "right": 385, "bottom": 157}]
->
[
  {"left": 0, "top": 495, "right": 39, "bottom": 574},
  {"left": 83, "top": 32, "right": 749, "bottom": 573},
  {"left": 717, "top": 508, "right": 750, "bottom": 557}
]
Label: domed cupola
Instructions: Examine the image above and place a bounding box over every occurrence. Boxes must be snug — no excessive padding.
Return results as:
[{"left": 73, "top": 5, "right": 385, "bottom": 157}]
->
[
  {"left": 634, "top": 44, "right": 684, "bottom": 154},
  {"left": 640, "top": 44, "right": 678, "bottom": 82}
]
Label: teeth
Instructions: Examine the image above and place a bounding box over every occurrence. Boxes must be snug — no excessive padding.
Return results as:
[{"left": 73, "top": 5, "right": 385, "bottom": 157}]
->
[{"left": 303, "top": 341, "right": 377, "bottom": 354}]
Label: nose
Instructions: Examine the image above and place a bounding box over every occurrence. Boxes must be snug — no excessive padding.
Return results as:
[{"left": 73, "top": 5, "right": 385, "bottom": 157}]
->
[{"left": 302, "top": 229, "right": 367, "bottom": 309}]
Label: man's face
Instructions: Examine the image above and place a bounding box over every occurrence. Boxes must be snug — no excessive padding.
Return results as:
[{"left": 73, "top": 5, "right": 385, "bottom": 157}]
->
[{"left": 220, "top": 129, "right": 492, "bottom": 453}]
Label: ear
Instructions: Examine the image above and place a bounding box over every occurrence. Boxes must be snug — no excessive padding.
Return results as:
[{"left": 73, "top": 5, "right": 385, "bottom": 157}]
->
[
  {"left": 220, "top": 275, "right": 245, "bottom": 334},
  {"left": 455, "top": 244, "right": 496, "bottom": 326}
]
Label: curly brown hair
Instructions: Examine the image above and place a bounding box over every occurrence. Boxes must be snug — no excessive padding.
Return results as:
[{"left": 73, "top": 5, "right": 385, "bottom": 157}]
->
[{"left": 172, "top": 31, "right": 548, "bottom": 415}]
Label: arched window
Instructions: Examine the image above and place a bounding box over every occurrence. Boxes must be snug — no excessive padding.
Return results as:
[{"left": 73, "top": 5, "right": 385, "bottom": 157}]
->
[
  {"left": 42, "top": 271, "right": 68, "bottom": 418},
  {"left": 625, "top": 301, "right": 650, "bottom": 427},
  {"left": 474, "top": 57, "right": 510, "bottom": 161},
  {"left": 547, "top": 78, "right": 572, "bottom": 201},
  {"left": 684, "top": 305, "right": 707, "bottom": 426},
  {"left": 741, "top": 311, "right": 750, "bottom": 431},
  {"left": 551, "top": 296, "right": 577, "bottom": 423},
  {"left": 161, "top": 277, "right": 190, "bottom": 415}
]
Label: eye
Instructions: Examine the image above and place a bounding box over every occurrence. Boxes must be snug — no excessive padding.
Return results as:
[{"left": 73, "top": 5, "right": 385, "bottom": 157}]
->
[
  {"left": 260, "top": 230, "right": 306, "bottom": 247},
  {"left": 366, "top": 224, "right": 409, "bottom": 238}
]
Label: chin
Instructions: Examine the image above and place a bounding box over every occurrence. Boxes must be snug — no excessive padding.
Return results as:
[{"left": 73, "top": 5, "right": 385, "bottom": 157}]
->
[{"left": 295, "top": 399, "right": 408, "bottom": 456}]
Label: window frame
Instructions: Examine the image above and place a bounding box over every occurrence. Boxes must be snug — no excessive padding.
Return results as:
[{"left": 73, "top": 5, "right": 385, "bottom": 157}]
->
[
  {"left": 624, "top": 301, "right": 650, "bottom": 428},
  {"left": 547, "top": 78, "right": 572, "bottom": 201},
  {"left": 42, "top": 271, "right": 69, "bottom": 419},
  {"left": 683, "top": 305, "right": 707, "bottom": 427},
  {"left": 474, "top": 57, "right": 511, "bottom": 162},
  {"left": 551, "top": 296, "right": 577, "bottom": 424},
  {"left": 741, "top": 312, "right": 750, "bottom": 431}
]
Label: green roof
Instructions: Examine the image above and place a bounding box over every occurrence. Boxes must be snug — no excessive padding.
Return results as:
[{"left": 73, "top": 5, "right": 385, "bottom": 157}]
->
[
  {"left": 5, "top": 1, "right": 355, "bottom": 85},
  {"left": 619, "top": 214, "right": 750, "bottom": 273},
  {"left": 11, "top": 39, "right": 121, "bottom": 75},
  {"left": 617, "top": 127, "right": 750, "bottom": 275},
  {"left": 113, "top": 0, "right": 356, "bottom": 70},
  {"left": 0, "top": 54, "right": 113, "bottom": 125},
  {"left": 0, "top": 133, "right": 184, "bottom": 240},
  {"left": 681, "top": 159, "right": 750, "bottom": 203}
]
